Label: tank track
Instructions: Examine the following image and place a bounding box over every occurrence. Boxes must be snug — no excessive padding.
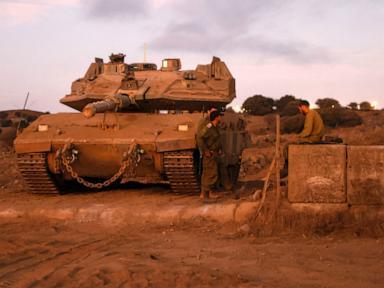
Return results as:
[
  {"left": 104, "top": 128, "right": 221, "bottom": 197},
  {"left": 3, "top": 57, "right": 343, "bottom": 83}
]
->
[
  {"left": 16, "top": 153, "right": 59, "bottom": 194},
  {"left": 164, "top": 150, "right": 200, "bottom": 194}
]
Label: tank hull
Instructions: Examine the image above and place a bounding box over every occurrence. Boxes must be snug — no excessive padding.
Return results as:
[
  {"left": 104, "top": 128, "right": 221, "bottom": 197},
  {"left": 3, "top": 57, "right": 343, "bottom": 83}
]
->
[{"left": 14, "top": 112, "right": 247, "bottom": 193}]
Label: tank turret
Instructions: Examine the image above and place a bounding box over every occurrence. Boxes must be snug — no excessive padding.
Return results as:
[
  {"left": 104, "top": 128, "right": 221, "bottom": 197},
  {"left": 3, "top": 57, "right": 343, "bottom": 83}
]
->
[{"left": 60, "top": 54, "right": 235, "bottom": 114}]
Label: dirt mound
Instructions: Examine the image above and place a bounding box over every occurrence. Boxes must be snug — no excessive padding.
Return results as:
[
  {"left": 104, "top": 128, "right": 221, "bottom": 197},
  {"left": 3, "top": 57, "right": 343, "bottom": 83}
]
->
[
  {"left": 0, "top": 149, "right": 25, "bottom": 193},
  {"left": 0, "top": 109, "right": 47, "bottom": 146}
]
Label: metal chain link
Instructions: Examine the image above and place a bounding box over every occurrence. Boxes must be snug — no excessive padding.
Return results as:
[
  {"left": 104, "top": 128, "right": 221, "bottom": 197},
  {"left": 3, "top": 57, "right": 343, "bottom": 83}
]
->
[{"left": 61, "top": 143, "right": 140, "bottom": 189}]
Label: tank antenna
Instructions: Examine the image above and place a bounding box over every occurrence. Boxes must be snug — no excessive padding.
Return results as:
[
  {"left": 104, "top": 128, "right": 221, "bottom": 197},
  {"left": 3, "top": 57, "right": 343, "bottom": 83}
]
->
[
  {"left": 23, "top": 91, "right": 30, "bottom": 110},
  {"left": 144, "top": 42, "right": 147, "bottom": 63}
]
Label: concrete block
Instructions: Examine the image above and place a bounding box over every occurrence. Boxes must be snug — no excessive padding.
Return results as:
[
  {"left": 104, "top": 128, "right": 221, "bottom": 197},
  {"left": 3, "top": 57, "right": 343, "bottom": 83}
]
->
[
  {"left": 288, "top": 145, "right": 346, "bottom": 203},
  {"left": 347, "top": 146, "right": 384, "bottom": 205}
]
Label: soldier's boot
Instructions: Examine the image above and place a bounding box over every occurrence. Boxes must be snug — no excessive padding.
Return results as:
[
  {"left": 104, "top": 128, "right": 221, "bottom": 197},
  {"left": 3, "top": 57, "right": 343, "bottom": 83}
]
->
[
  {"left": 208, "top": 191, "right": 219, "bottom": 199},
  {"left": 232, "top": 188, "right": 240, "bottom": 200}
]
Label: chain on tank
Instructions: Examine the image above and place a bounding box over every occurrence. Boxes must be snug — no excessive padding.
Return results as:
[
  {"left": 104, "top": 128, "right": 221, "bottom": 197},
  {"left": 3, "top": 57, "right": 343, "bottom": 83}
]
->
[{"left": 61, "top": 143, "right": 140, "bottom": 189}]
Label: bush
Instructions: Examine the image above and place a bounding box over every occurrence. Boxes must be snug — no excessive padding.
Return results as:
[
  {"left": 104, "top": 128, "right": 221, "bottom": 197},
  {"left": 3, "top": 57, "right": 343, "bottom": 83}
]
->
[
  {"left": 315, "top": 98, "right": 342, "bottom": 109},
  {"left": 26, "top": 115, "right": 38, "bottom": 122},
  {"left": 19, "top": 119, "right": 29, "bottom": 129},
  {"left": 359, "top": 101, "right": 373, "bottom": 111},
  {"left": 281, "top": 114, "right": 305, "bottom": 134},
  {"left": 319, "top": 108, "right": 362, "bottom": 128},
  {"left": 15, "top": 111, "right": 21, "bottom": 117},
  {"left": 0, "top": 112, "right": 8, "bottom": 120},
  {"left": 0, "top": 119, "right": 12, "bottom": 127},
  {"left": 347, "top": 102, "right": 358, "bottom": 110},
  {"left": 242, "top": 95, "right": 275, "bottom": 116}
]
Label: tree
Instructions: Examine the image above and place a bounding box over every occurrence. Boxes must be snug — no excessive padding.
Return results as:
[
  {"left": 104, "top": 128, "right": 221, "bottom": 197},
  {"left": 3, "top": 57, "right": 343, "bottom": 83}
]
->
[
  {"left": 359, "top": 101, "right": 373, "bottom": 111},
  {"left": 315, "top": 98, "right": 342, "bottom": 109},
  {"left": 276, "top": 95, "right": 296, "bottom": 112},
  {"left": 280, "top": 100, "right": 301, "bottom": 116},
  {"left": 241, "top": 95, "right": 275, "bottom": 116},
  {"left": 347, "top": 102, "right": 358, "bottom": 110}
]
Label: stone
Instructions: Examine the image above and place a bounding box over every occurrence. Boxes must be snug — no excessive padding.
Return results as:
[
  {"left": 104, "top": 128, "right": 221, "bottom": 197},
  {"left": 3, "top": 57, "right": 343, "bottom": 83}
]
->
[
  {"left": 347, "top": 146, "right": 384, "bottom": 205},
  {"left": 238, "top": 223, "right": 251, "bottom": 234},
  {"left": 288, "top": 145, "right": 346, "bottom": 203}
]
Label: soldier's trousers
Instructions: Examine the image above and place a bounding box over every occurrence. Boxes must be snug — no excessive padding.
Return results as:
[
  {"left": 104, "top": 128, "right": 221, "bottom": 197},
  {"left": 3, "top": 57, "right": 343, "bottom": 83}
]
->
[
  {"left": 217, "top": 156, "right": 233, "bottom": 191},
  {"left": 201, "top": 156, "right": 218, "bottom": 194}
]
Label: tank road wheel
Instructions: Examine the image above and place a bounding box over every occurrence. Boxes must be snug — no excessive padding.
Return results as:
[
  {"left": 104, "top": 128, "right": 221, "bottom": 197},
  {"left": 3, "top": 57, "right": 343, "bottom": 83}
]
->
[
  {"left": 16, "top": 153, "right": 59, "bottom": 194},
  {"left": 163, "top": 150, "right": 200, "bottom": 194}
]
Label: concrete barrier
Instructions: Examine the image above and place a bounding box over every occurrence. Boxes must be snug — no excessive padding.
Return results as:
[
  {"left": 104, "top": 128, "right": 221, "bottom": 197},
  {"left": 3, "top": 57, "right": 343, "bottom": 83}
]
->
[
  {"left": 288, "top": 145, "right": 346, "bottom": 203},
  {"left": 347, "top": 146, "right": 384, "bottom": 205}
]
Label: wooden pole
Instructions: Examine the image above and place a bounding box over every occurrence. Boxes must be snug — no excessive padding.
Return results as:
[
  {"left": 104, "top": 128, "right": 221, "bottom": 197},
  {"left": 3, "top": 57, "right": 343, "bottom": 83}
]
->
[{"left": 275, "top": 114, "right": 281, "bottom": 207}]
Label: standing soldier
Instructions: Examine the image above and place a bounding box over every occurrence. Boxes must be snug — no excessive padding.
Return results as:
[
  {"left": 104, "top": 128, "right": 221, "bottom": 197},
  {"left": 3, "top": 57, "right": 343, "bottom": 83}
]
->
[
  {"left": 199, "top": 109, "right": 238, "bottom": 201},
  {"left": 199, "top": 110, "right": 222, "bottom": 200},
  {"left": 196, "top": 108, "right": 234, "bottom": 199}
]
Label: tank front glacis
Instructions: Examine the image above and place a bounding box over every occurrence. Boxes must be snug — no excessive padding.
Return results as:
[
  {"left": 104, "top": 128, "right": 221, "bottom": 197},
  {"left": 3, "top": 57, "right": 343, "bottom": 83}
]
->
[
  {"left": 15, "top": 54, "right": 247, "bottom": 194},
  {"left": 60, "top": 54, "right": 236, "bottom": 114}
]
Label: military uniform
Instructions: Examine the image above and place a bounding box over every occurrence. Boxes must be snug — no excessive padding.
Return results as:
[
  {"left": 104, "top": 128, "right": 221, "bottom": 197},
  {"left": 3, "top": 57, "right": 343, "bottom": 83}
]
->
[
  {"left": 196, "top": 116, "right": 210, "bottom": 151},
  {"left": 200, "top": 122, "right": 222, "bottom": 197},
  {"left": 283, "top": 109, "right": 326, "bottom": 168},
  {"left": 196, "top": 116, "right": 233, "bottom": 194},
  {"left": 298, "top": 109, "right": 325, "bottom": 142}
]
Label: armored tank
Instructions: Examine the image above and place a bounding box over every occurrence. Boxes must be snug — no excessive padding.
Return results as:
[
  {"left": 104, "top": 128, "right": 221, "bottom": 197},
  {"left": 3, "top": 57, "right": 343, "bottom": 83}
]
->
[{"left": 14, "top": 53, "right": 248, "bottom": 194}]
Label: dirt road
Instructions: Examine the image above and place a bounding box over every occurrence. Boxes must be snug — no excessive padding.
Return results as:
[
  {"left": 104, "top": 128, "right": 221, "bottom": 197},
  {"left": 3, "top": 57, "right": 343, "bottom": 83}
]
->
[
  {"left": 0, "top": 217, "right": 383, "bottom": 288},
  {"left": 1, "top": 149, "right": 384, "bottom": 287}
]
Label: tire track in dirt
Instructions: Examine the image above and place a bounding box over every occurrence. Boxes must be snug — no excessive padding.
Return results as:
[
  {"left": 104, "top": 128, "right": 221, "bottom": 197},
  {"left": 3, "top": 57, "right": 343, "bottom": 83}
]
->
[{"left": 0, "top": 238, "right": 105, "bottom": 287}]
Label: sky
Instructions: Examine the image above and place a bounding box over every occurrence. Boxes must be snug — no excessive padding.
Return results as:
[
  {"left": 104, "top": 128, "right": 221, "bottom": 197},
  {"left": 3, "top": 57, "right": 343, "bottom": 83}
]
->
[{"left": 0, "top": 0, "right": 383, "bottom": 112}]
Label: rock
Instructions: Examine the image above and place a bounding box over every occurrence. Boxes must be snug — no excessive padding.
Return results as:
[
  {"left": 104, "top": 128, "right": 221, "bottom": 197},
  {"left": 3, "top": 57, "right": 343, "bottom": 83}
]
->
[
  {"left": 252, "top": 189, "right": 262, "bottom": 201},
  {"left": 238, "top": 223, "right": 251, "bottom": 234}
]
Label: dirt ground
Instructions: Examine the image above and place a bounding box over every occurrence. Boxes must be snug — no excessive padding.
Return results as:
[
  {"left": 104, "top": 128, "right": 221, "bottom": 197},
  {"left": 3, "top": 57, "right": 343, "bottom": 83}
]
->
[
  {"left": 0, "top": 149, "right": 383, "bottom": 287},
  {"left": 0, "top": 218, "right": 383, "bottom": 288}
]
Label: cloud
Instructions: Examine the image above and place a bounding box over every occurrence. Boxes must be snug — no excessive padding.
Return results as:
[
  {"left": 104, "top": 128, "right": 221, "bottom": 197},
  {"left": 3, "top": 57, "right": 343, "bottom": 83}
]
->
[
  {"left": 150, "top": 0, "right": 334, "bottom": 64},
  {"left": 83, "top": 0, "right": 151, "bottom": 19},
  {"left": 0, "top": 0, "right": 79, "bottom": 24}
]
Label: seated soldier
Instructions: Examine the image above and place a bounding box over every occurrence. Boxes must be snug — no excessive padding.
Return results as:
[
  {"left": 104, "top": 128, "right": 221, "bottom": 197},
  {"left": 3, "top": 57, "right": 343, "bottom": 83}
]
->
[{"left": 281, "top": 100, "right": 325, "bottom": 177}]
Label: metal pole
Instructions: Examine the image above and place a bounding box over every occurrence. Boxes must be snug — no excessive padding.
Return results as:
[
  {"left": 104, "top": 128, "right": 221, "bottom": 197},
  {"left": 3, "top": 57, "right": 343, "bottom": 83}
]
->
[{"left": 23, "top": 92, "right": 29, "bottom": 110}]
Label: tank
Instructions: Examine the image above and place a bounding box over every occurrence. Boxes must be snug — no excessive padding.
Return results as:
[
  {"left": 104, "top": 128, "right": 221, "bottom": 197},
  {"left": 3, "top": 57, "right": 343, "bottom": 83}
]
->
[{"left": 14, "top": 53, "right": 248, "bottom": 194}]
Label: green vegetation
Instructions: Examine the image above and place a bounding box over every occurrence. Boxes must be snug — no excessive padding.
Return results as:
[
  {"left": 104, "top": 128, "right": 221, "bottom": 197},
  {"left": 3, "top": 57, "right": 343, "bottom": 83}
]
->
[
  {"left": 0, "top": 119, "right": 12, "bottom": 127},
  {"left": 241, "top": 95, "right": 366, "bottom": 133}
]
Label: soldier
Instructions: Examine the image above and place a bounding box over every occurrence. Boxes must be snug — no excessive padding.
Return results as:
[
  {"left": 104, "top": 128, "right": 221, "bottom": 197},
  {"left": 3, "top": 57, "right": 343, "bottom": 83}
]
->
[
  {"left": 281, "top": 100, "right": 325, "bottom": 177},
  {"left": 297, "top": 100, "right": 325, "bottom": 143},
  {"left": 199, "top": 110, "right": 224, "bottom": 200},
  {"left": 196, "top": 108, "right": 234, "bottom": 199},
  {"left": 196, "top": 107, "right": 217, "bottom": 151}
]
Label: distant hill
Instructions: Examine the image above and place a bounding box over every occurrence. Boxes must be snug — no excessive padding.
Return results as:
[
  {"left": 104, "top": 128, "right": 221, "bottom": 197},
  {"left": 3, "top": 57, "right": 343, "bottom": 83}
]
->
[{"left": 0, "top": 109, "right": 49, "bottom": 146}]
